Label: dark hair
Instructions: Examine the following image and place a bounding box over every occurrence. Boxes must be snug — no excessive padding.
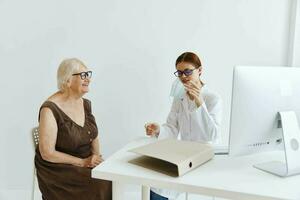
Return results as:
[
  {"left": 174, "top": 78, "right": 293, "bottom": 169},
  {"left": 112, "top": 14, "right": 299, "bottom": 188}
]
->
[{"left": 175, "top": 52, "right": 202, "bottom": 68}]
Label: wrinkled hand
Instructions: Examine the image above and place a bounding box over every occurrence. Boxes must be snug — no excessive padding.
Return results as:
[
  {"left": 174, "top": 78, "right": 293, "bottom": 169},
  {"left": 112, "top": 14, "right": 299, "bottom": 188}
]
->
[
  {"left": 183, "top": 79, "right": 203, "bottom": 107},
  {"left": 82, "top": 154, "right": 103, "bottom": 168},
  {"left": 145, "top": 122, "right": 160, "bottom": 137}
]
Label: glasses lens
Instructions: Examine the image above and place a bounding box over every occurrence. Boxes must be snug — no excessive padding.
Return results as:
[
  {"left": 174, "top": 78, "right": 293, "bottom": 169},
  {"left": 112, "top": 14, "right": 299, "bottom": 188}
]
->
[
  {"left": 174, "top": 71, "right": 183, "bottom": 77},
  {"left": 79, "top": 71, "right": 92, "bottom": 80},
  {"left": 87, "top": 71, "right": 92, "bottom": 78},
  {"left": 183, "top": 69, "right": 194, "bottom": 76},
  {"left": 80, "top": 72, "right": 87, "bottom": 80}
]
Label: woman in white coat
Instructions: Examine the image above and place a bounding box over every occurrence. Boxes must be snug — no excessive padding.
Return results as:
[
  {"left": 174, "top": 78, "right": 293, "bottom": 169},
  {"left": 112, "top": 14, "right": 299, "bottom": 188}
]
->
[{"left": 145, "top": 52, "right": 222, "bottom": 200}]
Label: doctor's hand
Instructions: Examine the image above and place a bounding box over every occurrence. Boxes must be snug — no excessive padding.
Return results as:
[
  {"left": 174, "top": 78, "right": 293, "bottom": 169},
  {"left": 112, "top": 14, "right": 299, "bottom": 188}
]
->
[
  {"left": 183, "top": 79, "right": 203, "bottom": 107},
  {"left": 145, "top": 122, "right": 160, "bottom": 137}
]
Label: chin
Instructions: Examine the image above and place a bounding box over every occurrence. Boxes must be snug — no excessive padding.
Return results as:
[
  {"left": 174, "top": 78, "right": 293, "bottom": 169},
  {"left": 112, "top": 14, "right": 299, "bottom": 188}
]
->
[
  {"left": 82, "top": 87, "right": 89, "bottom": 92},
  {"left": 80, "top": 90, "right": 89, "bottom": 95}
]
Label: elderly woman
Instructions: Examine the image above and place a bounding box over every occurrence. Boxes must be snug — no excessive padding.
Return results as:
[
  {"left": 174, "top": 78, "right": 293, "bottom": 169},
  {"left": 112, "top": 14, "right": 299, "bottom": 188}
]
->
[
  {"left": 145, "top": 52, "right": 222, "bottom": 200},
  {"left": 35, "top": 58, "right": 112, "bottom": 200}
]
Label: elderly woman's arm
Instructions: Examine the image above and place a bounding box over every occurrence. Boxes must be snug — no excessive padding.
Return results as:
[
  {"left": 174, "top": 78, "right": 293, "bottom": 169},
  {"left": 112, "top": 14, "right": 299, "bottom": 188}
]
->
[
  {"left": 90, "top": 136, "right": 103, "bottom": 166},
  {"left": 39, "top": 107, "right": 90, "bottom": 167},
  {"left": 91, "top": 136, "right": 100, "bottom": 155}
]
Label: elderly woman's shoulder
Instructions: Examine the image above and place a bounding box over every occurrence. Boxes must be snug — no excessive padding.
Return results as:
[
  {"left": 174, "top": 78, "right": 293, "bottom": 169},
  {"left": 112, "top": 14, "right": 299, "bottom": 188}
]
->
[
  {"left": 83, "top": 98, "right": 91, "bottom": 104},
  {"left": 45, "top": 92, "right": 61, "bottom": 103},
  {"left": 82, "top": 98, "right": 93, "bottom": 110}
]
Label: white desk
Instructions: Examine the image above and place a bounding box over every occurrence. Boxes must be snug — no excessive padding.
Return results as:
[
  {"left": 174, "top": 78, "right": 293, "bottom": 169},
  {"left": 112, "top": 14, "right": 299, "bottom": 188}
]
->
[{"left": 92, "top": 137, "right": 300, "bottom": 200}]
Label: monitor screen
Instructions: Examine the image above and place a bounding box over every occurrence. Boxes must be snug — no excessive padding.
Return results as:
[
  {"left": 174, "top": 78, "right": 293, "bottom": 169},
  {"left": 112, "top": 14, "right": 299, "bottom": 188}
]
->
[{"left": 229, "top": 66, "right": 300, "bottom": 156}]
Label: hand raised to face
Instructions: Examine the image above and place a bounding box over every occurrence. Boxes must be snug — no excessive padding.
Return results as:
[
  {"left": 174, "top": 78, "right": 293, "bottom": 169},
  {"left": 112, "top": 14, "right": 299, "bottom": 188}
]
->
[{"left": 183, "top": 79, "right": 203, "bottom": 107}]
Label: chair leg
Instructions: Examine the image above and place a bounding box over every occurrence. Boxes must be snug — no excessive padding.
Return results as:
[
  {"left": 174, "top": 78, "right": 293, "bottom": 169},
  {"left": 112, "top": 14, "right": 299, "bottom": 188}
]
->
[
  {"left": 142, "top": 186, "right": 150, "bottom": 200},
  {"left": 185, "top": 192, "right": 188, "bottom": 200},
  {"left": 32, "top": 168, "right": 36, "bottom": 200}
]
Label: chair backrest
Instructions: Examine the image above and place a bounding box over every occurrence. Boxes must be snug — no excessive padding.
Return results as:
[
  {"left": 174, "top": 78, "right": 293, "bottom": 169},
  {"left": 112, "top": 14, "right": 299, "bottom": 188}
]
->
[{"left": 32, "top": 127, "right": 39, "bottom": 148}]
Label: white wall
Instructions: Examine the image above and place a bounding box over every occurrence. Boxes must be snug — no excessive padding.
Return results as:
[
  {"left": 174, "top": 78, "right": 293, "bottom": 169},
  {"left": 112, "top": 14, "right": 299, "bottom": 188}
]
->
[{"left": 0, "top": 0, "right": 296, "bottom": 199}]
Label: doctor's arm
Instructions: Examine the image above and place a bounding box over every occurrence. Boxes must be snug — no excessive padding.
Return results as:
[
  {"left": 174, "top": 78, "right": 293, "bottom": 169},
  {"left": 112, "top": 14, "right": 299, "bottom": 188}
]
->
[
  {"left": 191, "top": 96, "right": 222, "bottom": 142},
  {"left": 158, "top": 100, "right": 180, "bottom": 139}
]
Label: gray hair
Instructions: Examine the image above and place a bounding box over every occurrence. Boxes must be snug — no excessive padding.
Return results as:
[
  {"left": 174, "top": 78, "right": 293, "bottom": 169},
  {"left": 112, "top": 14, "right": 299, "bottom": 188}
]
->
[{"left": 57, "top": 58, "right": 86, "bottom": 91}]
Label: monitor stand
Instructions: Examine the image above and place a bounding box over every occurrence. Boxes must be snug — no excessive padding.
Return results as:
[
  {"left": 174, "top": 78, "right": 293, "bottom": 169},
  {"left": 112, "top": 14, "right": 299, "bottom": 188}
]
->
[{"left": 253, "top": 111, "right": 300, "bottom": 177}]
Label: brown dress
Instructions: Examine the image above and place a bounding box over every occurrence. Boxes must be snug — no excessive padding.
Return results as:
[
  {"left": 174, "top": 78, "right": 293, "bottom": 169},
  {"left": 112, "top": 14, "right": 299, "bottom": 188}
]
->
[{"left": 35, "top": 99, "right": 112, "bottom": 200}]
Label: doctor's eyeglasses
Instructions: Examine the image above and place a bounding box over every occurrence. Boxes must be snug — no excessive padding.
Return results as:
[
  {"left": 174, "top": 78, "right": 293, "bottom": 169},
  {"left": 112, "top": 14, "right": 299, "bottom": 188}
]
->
[
  {"left": 72, "top": 71, "right": 92, "bottom": 80},
  {"left": 174, "top": 68, "right": 196, "bottom": 77}
]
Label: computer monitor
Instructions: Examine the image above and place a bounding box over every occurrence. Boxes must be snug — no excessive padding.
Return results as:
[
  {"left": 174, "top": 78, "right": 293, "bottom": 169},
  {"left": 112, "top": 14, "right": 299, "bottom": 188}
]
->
[{"left": 229, "top": 66, "right": 300, "bottom": 176}]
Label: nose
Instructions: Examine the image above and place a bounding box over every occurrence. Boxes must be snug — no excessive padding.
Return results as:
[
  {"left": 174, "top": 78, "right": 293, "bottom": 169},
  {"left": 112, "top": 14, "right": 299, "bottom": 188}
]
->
[
  {"left": 180, "top": 73, "right": 186, "bottom": 78},
  {"left": 181, "top": 73, "right": 188, "bottom": 78},
  {"left": 84, "top": 77, "right": 90, "bottom": 83}
]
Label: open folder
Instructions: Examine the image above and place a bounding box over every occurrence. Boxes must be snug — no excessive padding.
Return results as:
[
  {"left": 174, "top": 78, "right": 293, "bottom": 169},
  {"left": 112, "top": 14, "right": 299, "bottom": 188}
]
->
[{"left": 128, "top": 139, "right": 214, "bottom": 177}]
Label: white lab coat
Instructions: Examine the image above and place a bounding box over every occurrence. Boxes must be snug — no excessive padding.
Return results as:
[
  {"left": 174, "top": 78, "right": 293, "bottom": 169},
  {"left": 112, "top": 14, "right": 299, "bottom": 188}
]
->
[{"left": 151, "top": 85, "right": 223, "bottom": 199}]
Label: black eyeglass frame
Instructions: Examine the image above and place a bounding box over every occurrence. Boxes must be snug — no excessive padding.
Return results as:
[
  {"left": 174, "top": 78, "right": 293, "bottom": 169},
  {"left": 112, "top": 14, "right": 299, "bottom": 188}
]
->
[
  {"left": 72, "top": 71, "right": 93, "bottom": 80},
  {"left": 174, "top": 68, "right": 197, "bottom": 77}
]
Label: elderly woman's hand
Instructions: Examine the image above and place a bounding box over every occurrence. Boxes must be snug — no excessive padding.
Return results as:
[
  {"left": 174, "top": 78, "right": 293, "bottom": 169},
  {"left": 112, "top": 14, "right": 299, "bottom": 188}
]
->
[
  {"left": 89, "top": 154, "right": 103, "bottom": 168},
  {"left": 82, "top": 154, "right": 103, "bottom": 168}
]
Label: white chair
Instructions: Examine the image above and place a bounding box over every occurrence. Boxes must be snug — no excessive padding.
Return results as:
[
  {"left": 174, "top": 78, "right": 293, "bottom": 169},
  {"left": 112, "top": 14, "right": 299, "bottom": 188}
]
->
[
  {"left": 31, "top": 127, "right": 41, "bottom": 200},
  {"left": 32, "top": 127, "right": 39, "bottom": 148}
]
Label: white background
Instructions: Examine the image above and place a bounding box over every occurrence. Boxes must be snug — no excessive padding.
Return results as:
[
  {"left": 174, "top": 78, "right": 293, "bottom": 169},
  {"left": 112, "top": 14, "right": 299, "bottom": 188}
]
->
[{"left": 0, "top": 0, "right": 299, "bottom": 199}]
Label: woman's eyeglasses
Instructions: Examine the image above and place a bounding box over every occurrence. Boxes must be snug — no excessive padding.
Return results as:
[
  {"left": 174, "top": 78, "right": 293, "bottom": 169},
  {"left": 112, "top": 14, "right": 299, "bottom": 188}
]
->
[
  {"left": 72, "top": 71, "right": 92, "bottom": 80},
  {"left": 174, "top": 68, "right": 196, "bottom": 77}
]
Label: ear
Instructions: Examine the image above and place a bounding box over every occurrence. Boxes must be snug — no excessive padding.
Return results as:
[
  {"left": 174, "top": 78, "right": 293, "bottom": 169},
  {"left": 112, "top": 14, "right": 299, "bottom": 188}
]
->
[{"left": 66, "top": 78, "right": 72, "bottom": 88}]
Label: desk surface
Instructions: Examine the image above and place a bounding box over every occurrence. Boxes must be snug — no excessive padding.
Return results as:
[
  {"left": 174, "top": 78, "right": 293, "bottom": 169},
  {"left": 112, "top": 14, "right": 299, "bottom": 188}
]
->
[{"left": 92, "top": 137, "right": 300, "bottom": 200}]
